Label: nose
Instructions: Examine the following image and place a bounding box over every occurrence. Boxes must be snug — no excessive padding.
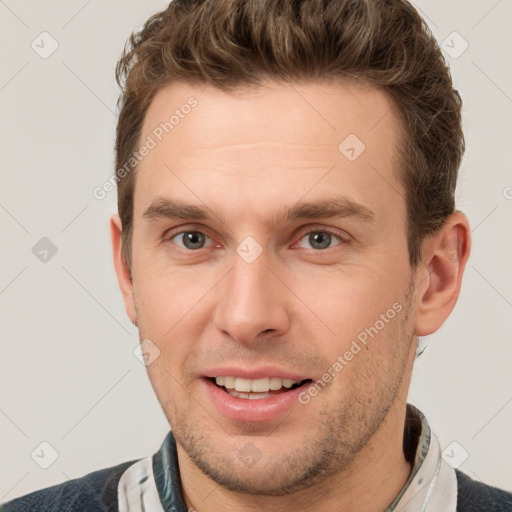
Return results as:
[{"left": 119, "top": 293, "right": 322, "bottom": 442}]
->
[{"left": 212, "top": 250, "right": 291, "bottom": 346}]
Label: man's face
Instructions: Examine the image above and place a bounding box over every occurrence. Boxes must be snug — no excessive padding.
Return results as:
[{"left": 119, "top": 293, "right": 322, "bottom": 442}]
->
[{"left": 127, "top": 80, "right": 419, "bottom": 494}]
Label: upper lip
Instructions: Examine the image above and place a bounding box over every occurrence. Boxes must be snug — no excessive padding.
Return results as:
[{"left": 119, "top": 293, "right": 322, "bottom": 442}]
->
[{"left": 202, "top": 366, "right": 311, "bottom": 381}]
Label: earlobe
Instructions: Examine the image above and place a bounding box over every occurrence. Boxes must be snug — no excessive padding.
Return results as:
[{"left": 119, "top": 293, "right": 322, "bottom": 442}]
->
[
  {"left": 110, "top": 214, "right": 137, "bottom": 326},
  {"left": 414, "top": 212, "right": 471, "bottom": 336}
]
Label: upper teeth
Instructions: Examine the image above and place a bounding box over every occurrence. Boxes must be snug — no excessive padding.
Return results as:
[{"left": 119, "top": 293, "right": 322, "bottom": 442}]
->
[{"left": 215, "top": 376, "right": 300, "bottom": 393}]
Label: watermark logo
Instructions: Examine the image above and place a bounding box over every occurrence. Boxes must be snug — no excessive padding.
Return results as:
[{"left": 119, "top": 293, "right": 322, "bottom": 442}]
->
[
  {"left": 237, "top": 442, "right": 263, "bottom": 467},
  {"left": 441, "top": 31, "right": 469, "bottom": 60},
  {"left": 31, "top": 441, "right": 59, "bottom": 469},
  {"left": 236, "top": 236, "right": 263, "bottom": 263},
  {"left": 338, "top": 134, "right": 366, "bottom": 161},
  {"left": 442, "top": 441, "right": 469, "bottom": 469},
  {"left": 32, "top": 237, "right": 58, "bottom": 263},
  {"left": 133, "top": 338, "right": 161, "bottom": 366},
  {"left": 31, "top": 31, "right": 59, "bottom": 59}
]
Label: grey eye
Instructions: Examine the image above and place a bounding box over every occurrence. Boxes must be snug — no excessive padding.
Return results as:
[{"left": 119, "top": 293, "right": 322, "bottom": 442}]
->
[
  {"left": 297, "top": 231, "right": 341, "bottom": 250},
  {"left": 175, "top": 231, "right": 207, "bottom": 250},
  {"left": 309, "top": 232, "right": 332, "bottom": 249}
]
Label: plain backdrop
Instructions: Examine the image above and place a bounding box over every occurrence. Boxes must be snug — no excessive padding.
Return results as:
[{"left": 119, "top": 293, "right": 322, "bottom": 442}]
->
[{"left": 1, "top": 0, "right": 511, "bottom": 501}]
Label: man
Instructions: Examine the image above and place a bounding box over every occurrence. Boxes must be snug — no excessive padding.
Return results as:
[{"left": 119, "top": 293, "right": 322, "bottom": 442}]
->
[{"left": 2, "top": 0, "right": 511, "bottom": 510}]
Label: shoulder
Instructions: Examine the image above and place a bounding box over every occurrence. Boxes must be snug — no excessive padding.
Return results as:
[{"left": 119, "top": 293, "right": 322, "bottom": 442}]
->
[
  {"left": 456, "top": 470, "right": 512, "bottom": 512},
  {"left": 0, "top": 459, "right": 139, "bottom": 512}
]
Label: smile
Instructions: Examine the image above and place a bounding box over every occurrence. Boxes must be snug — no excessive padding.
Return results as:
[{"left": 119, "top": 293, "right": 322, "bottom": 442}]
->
[
  {"left": 203, "top": 373, "right": 313, "bottom": 422},
  {"left": 211, "top": 376, "right": 309, "bottom": 399}
]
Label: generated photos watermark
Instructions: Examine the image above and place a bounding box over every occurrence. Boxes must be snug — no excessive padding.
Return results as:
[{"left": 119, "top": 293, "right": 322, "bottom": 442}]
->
[
  {"left": 92, "top": 96, "right": 198, "bottom": 200},
  {"left": 298, "top": 301, "right": 403, "bottom": 405}
]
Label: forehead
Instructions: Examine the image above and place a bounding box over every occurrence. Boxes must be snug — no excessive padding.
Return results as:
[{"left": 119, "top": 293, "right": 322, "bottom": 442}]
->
[
  {"left": 134, "top": 79, "right": 404, "bottom": 225},
  {"left": 141, "top": 79, "right": 401, "bottom": 153}
]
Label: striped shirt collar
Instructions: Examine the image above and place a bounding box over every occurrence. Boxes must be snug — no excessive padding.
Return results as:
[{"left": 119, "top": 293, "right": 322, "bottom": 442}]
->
[{"left": 118, "top": 403, "right": 457, "bottom": 511}]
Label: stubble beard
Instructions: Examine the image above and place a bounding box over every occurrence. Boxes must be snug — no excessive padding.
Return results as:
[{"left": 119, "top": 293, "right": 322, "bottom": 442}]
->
[{"left": 169, "top": 298, "right": 416, "bottom": 496}]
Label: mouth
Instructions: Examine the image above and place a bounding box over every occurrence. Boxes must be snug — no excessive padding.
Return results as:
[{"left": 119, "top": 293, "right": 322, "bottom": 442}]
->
[
  {"left": 202, "top": 368, "right": 315, "bottom": 422},
  {"left": 208, "top": 376, "right": 312, "bottom": 400}
]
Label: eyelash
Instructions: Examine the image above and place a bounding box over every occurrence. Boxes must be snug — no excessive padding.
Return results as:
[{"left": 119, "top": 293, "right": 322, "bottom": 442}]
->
[{"left": 163, "top": 227, "right": 349, "bottom": 252}]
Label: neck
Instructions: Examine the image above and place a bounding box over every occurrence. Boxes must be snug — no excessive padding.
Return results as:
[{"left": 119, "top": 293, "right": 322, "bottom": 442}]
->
[{"left": 178, "top": 400, "right": 413, "bottom": 512}]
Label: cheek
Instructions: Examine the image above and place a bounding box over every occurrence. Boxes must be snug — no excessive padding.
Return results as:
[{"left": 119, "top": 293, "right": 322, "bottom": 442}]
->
[
  {"left": 145, "top": 362, "right": 185, "bottom": 428},
  {"left": 132, "top": 270, "right": 210, "bottom": 398},
  {"left": 292, "top": 266, "right": 406, "bottom": 351},
  {"left": 134, "top": 263, "right": 210, "bottom": 334}
]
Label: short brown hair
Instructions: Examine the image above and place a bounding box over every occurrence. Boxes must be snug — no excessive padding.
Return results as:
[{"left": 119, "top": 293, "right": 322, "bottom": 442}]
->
[{"left": 115, "top": 0, "right": 464, "bottom": 272}]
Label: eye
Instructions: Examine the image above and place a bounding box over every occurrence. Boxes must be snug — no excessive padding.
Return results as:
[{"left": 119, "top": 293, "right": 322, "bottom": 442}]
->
[
  {"left": 164, "top": 228, "right": 347, "bottom": 253},
  {"left": 296, "top": 230, "right": 345, "bottom": 250},
  {"left": 168, "top": 230, "right": 212, "bottom": 250}
]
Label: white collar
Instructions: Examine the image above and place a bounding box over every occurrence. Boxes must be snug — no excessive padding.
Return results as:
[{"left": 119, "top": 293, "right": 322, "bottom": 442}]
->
[
  {"left": 387, "top": 404, "right": 457, "bottom": 511},
  {"left": 118, "top": 404, "right": 458, "bottom": 511}
]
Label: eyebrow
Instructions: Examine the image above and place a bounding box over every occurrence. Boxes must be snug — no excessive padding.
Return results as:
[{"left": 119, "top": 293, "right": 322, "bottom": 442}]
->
[{"left": 142, "top": 196, "right": 375, "bottom": 225}]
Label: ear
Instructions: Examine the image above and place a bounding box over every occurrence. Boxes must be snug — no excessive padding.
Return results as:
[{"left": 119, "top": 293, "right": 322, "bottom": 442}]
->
[
  {"left": 414, "top": 211, "right": 471, "bottom": 336},
  {"left": 110, "top": 213, "right": 137, "bottom": 326}
]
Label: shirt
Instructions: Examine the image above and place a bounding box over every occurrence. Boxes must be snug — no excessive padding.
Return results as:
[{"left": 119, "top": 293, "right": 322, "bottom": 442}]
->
[{"left": 2, "top": 403, "right": 511, "bottom": 511}]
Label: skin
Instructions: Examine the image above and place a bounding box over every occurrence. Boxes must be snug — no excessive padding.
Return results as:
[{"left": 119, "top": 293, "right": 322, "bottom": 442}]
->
[{"left": 111, "top": 80, "right": 471, "bottom": 511}]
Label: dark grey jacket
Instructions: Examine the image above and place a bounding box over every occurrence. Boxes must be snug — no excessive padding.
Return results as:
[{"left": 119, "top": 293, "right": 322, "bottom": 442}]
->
[{"left": 2, "top": 431, "right": 511, "bottom": 511}]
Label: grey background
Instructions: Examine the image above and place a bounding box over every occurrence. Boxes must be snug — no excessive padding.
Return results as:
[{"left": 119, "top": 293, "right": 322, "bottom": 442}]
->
[{"left": 1, "top": 0, "right": 511, "bottom": 501}]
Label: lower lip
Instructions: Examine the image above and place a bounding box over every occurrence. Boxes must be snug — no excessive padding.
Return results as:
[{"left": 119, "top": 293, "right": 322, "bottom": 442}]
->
[{"left": 202, "top": 378, "right": 309, "bottom": 422}]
